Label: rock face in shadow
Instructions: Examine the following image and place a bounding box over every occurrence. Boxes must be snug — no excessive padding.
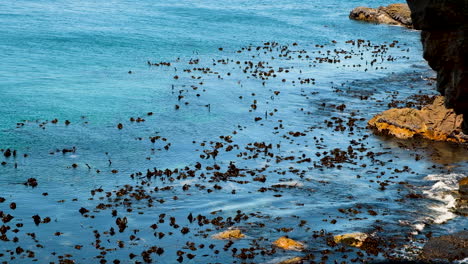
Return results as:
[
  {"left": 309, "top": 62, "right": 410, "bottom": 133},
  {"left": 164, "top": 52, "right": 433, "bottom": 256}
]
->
[
  {"left": 406, "top": 0, "right": 468, "bottom": 131},
  {"left": 349, "top": 3, "right": 412, "bottom": 28},
  {"left": 421, "top": 231, "right": 468, "bottom": 261},
  {"left": 455, "top": 177, "right": 468, "bottom": 216},
  {"left": 368, "top": 96, "right": 466, "bottom": 143}
]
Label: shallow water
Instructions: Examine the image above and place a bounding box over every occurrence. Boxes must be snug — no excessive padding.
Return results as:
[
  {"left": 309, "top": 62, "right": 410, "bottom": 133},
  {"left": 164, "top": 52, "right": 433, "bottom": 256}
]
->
[{"left": 1, "top": 0, "right": 467, "bottom": 263}]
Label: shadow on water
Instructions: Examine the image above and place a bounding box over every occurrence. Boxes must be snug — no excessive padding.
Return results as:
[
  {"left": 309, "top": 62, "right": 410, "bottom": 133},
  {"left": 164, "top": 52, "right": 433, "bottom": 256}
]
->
[{"left": 375, "top": 134, "right": 468, "bottom": 166}]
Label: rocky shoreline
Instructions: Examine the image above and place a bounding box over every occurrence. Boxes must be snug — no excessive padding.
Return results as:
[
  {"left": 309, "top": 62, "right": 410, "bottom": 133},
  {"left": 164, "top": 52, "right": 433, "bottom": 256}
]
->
[
  {"left": 352, "top": 1, "right": 467, "bottom": 137},
  {"left": 407, "top": 0, "right": 468, "bottom": 131},
  {"left": 358, "top": 1, "right": 468, "bottom": 262},
  {"left": 0, "top": 1, "right": 465, "bottom": 263}
]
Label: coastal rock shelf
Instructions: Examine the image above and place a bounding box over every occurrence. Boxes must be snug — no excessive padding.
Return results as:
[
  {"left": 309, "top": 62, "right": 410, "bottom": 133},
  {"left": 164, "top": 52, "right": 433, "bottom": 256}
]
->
[
  {"left": 349, "top": 3, "right": 412, "bottom": 28},
  {"left": 368, "top": 96, "right": 466, "bottom": 143}
]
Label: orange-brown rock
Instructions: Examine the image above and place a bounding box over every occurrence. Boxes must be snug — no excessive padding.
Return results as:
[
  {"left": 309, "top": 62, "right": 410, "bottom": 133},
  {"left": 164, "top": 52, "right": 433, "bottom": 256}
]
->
[
  {"left": 349, "top": 3, "right": 412, "bottom": 28},
  {"left": 212, "top": 229, "right": 245, "bottom": 240},
  {"left": 273, "top": 237, "right": 305, "bottom": 251},
  {"left": 277, "top": 257, "right": 303, "bottom": 264},
  {"left": 334, "top": 232, "right": 368, "bottom": 248},
  {"left": 368, "top": 96, "right": 466, "bottom": 143}
]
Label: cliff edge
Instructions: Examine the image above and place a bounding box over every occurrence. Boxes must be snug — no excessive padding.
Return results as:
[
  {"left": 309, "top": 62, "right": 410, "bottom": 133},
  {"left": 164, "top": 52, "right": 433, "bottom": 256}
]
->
[{"left": 406, "top": 0, "right": 468, "bottom": 132}]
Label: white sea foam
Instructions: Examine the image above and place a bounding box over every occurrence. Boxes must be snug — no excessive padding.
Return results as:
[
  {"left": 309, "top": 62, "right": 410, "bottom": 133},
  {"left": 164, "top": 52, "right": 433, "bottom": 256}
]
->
[
  {"left": 271, "top": 180, "right": 304, "bottom": 188},
  {"left": 422, "top": 173, "right": 465, "bottom": 224},
  {"left": 413, "top": 223, "right": 425, "bottom": 232},
  {"left": 399, "top": 220, "right": 425, "bottom": 235},
  {"left": 404, "top": 173, "right": 465, "bottom": 235}
]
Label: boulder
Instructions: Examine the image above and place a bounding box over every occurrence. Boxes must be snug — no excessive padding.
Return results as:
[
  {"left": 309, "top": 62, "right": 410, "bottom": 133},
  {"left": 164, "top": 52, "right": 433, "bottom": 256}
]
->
[
  {"left": 349, "top": 3, "right": 412, "bottom": 28},
  {"left": 368, "top": 96, "right": 466, "bottom": 143},
  {"left": 421, "top": 231, "right": 468, "bottom": 261},
  {"left": 273, "top": 237, "right": 305, "bottom": 251}
]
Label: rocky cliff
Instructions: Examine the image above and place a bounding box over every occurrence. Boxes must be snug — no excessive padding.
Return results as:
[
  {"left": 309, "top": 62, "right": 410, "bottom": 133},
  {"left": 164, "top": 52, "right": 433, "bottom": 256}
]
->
[{"left": 406, "top": 0, "right": 468, "bottom": 132}]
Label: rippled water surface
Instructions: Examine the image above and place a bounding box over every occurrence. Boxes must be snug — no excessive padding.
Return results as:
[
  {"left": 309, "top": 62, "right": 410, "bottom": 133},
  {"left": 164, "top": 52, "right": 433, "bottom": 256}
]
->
[{"left": 1, "top": 0, "right": 467, "bottom": 263}]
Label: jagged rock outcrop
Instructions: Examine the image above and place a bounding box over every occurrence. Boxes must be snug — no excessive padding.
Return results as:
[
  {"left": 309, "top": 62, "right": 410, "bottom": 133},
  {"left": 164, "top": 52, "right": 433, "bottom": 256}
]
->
[
  {"left": 349, "top": 3, "right": 412, "bottom": 28},
  {"left": 406, "top": 0, "right": 468, "bottom": 132},
  {"left": 368, "top": 96, "right": 466, "bottom": 143}
]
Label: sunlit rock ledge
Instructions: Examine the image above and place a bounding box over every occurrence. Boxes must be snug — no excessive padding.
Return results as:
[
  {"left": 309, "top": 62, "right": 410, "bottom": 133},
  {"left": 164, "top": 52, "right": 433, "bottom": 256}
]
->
[
  {"left": 349, "top": 3, "right": 413, "bottom": 28},
  {"left": 368, "top": 96, "right": 467, "bottom": 143}
]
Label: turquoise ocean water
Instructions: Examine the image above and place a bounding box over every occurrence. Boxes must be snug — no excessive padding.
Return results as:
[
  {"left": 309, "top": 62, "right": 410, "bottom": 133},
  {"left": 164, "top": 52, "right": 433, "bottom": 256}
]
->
[{"left": 1, "top": 0, "right": 467, "bottom": 263}]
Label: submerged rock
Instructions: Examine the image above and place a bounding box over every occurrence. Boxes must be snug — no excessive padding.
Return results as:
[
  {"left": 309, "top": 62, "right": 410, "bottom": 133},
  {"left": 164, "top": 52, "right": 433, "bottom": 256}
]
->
[
  {"left": 334, "top": 232, "right": 368, "bottom": 248},
  {"left": 212, "top": 229, "right": 245, "bottom": 240},
  {"left": 273, "top": 237, "right": 305, "bottom": 251},
  {"left": 276, "top": 256, "right": 303, "bottom": 264},
  {"left": 368, "top": 96, "right": 466, "bottom": 143},
  {"left": 349, "top": 3, "right": 412, "bottom": 28},
  {"left": 421, "top": 231, "right": 468, "bottom": 261}
]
